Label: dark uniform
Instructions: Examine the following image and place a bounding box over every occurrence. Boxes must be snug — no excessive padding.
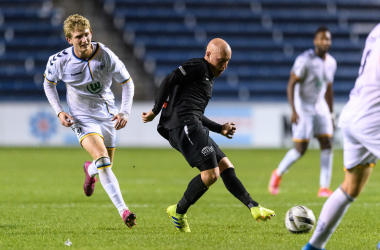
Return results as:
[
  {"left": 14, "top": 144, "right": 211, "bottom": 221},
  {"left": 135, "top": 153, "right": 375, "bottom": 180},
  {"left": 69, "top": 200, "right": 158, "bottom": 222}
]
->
[{"left": 152, "top": 58, "right": 226, "bottom": 170}]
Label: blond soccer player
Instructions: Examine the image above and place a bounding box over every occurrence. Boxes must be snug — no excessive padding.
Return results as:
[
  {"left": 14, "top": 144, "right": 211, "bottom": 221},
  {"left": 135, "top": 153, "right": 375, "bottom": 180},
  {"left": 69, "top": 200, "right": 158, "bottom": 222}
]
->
[{"left": 43, "top": 14, "right": 136, "bottom": 228}]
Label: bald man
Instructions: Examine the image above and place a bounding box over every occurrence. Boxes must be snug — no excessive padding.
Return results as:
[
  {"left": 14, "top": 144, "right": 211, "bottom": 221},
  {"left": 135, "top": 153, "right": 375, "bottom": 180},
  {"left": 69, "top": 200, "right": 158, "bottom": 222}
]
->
[{"left": 142, "top": 38, "right": 275, "bottom": 232}]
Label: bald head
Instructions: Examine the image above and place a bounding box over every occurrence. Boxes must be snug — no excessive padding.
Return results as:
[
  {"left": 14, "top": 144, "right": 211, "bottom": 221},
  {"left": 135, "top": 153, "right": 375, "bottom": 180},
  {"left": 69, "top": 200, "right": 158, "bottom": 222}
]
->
[{"left": 204, "top": 38, "right": 231, "bottom": 77}]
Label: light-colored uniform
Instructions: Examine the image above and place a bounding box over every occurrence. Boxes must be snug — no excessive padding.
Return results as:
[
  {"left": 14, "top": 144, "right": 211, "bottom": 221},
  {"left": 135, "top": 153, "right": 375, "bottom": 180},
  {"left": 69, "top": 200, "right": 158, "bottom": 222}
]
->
[
  {"left": 44, "top": 42, "right": 133, "bottom": 148},
  {"left": 339, "top": 23, "right": 380, "bottom": 169},
  {"left": 291, "top": 49, "right": 337, "bottom": 142}
]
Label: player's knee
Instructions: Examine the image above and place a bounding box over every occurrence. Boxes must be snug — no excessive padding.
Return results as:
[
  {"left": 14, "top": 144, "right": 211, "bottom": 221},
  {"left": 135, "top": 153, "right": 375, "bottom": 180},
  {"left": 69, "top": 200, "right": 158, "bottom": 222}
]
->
[
  {"left": 201, "top": 168, "right": 219, "bottom": 186},
  {"left": 95, "top": 156, "right": 112, "bottom": 170}
]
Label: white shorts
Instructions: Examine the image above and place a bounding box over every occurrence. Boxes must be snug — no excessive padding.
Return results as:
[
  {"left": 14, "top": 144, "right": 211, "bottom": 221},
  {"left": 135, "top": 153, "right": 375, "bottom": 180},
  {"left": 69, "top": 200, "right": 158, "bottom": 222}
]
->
[
  {"left": 71, "top": 114, "right": 116, "bottom": 149},
  {"left": 292, "top": 112, "right": 333, "bottom": 142},
  {"left": 342, "top": 126, "right": 379, "bottom": 170}
]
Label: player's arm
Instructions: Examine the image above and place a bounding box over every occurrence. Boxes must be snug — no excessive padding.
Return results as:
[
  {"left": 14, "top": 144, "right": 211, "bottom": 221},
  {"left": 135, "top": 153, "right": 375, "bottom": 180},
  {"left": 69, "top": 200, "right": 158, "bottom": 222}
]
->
[
  {"left": 112, "top": 77, "right": 135, "bottom": 130},
  {"left": 142, "top": 72, "right": 180, "bottom": 123},
  {"left": 287, "top": 73, "right": 300, "bottom": 124},
  {"left": 201, "top": 115, "right": 236, "bottom": 139},
  {"left": 325, "top": 82, "right": 335, "bottom": 126},
  {"left": 43, "top": 79, "right": 73, "bottom": 127}
]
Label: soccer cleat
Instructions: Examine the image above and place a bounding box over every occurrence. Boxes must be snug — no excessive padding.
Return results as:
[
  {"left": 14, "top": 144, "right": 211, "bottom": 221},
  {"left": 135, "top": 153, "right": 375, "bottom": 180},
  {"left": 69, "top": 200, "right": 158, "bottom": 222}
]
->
[
  {"left": 268, "top": 170, "right": 282, "bottom": 195},
  {"left": 318, "top": 188, "right": 333, "bottom": 197},
  {"left": 166, "top": 205, "right": 191, "bottom": 232},
  {"left": 83, "top": 161, "right": 98, "bottom": 197},
  {"left": 250, "top": 205, "right": 276, "bottom": 222},
  {"left": 122, "top": 209, "right": 137, "bottom": 228},
  {"left": 302, "top": 242, "right": 325, "bottom": 250}
]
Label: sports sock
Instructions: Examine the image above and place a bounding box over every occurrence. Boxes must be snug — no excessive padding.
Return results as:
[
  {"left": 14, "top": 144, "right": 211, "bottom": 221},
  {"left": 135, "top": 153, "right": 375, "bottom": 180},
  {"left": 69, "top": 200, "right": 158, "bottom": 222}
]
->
[
  {"left": 220, "top": 168, "right": 259, "bottom": 209},
  {"left": 309, "top": 186, "right": 354, "bottom": 249},
  {"left": 96, "top": 157, "right": 128, "bottom": 217},
  {"left": 88, "top": 160, "right": 98, "bottom": 178},
  {"left": 277, "top": 148, "right": 301, "bottom": 176},
  {"left": 176, "top": 174, "right": 208, "bottom": 214},
  {"left": 320, "top": 149, "right": 333, "bottom": 188}
]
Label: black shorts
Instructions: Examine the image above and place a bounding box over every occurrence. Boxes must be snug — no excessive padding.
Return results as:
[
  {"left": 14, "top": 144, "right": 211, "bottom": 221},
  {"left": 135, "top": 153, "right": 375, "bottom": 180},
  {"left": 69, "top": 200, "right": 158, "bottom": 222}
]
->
[{"left": 168, "top": 122, "right": 226, "bottom": 169}]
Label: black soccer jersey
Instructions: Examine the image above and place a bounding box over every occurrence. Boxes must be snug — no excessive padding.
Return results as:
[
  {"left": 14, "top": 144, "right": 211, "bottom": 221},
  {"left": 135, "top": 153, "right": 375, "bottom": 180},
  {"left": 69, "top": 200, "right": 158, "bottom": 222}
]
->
[{"left": 152, "top": 58, "right": 221, "bottom": 134}]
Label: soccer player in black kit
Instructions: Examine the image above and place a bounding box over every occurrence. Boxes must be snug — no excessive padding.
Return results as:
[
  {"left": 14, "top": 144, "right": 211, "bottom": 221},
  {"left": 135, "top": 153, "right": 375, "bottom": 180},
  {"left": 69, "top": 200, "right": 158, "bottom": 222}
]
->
[{"left": 142, "top": 38, "right": 275, "bottom": 232}]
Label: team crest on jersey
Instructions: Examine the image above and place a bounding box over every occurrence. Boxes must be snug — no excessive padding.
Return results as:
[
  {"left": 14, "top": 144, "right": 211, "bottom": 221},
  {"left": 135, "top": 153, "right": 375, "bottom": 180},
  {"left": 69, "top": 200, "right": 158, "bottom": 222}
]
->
[
  {"left": 97, "top": 62, "right": 105, "bottom": 70},
  {"left": 87, "top": 82, "right": 103, "bottom": 94}
]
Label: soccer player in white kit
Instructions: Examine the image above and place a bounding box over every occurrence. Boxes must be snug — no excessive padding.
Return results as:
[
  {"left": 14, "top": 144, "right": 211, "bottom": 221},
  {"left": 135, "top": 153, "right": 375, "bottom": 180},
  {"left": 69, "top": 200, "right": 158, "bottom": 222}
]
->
[
  {"left": 268, "top": 27, "right": 337, "bottom": 197},
  {"left": 43, "top": 14, "right": 137, "bottom": 228},
  {"left": 303, "top": 23, "right": 380, "bottom": 250}
]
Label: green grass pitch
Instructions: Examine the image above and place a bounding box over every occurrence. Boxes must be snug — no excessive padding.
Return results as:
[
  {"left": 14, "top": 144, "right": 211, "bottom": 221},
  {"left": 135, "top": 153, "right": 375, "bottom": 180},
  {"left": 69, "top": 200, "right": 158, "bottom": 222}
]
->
[{"left": 0, "top": 148, "right": 378, "bottom": 249}]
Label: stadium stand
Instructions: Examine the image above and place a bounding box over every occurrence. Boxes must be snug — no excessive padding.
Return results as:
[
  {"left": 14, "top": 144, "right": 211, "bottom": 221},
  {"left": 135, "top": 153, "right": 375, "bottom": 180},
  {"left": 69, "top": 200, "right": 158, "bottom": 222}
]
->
[
  {"left": 100, "top": 0, "right": 379, "bottom": 101},
  {"left": 0, "top": 0, "right": 378, "bottom": 101},
  {"left": 0, "top": 0, "right": 67, "bottom": 99}
]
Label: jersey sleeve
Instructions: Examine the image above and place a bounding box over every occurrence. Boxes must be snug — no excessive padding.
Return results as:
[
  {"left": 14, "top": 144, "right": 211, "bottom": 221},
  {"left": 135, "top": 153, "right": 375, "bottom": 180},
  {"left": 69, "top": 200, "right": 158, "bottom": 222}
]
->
[
  {"left": 104, "top": 46, "right": 131, "bottom": 84},
  {"left": 44, "top": 55, "right": 61, "bottom": 85},
  {"left": 291, "top": 55, "right": 307, "bottom": 81}
]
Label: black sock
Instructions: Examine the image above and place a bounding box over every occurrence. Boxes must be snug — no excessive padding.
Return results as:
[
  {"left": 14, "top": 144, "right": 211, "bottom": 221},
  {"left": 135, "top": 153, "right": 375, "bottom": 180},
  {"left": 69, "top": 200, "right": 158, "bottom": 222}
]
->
[
  {"left": 176, "top": 174, "right": 208, "bottom": 214},
  {"left": 220, "top": 168, "right": 259, "bottom": 209}
]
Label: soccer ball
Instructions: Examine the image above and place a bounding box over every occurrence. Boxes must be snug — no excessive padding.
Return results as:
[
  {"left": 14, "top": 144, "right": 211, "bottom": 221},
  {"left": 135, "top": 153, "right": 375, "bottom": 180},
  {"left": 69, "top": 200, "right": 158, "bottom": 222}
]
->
[{"left": 285, "top": 205, "right": 315, "bottom": 233}]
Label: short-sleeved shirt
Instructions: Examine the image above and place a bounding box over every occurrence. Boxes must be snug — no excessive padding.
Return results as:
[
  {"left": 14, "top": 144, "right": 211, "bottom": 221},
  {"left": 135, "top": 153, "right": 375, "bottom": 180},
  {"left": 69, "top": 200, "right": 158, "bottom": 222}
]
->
[
  {"left": 291, "top": 49, "right": 337, "bottom": 106},
  {"left": 156, "top": 58, "right": 215, "bottom": 130},
  {"left": 44, "top": 42, "right": 131, "bottom": 118},
  {"left": 339, "top": 23, "right": 380, "bottom": 129}
]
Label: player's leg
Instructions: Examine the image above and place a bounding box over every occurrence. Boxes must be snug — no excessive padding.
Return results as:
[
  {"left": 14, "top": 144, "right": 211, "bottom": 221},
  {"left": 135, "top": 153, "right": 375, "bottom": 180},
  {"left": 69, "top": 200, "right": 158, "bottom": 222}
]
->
[
  {"left": 269, "top": 114, "right": 311, "bottom": 195},
  {"left": 317, "top": 136, "right": 333, "bottom": 197},
  {"left": 167, "top": 124, "right": 219, "bottom": 232},
  {"left": 315, "top": 111, "right": 334, "bottom": 197},
  {"left": 304, "top": 127, "right": 376, "bottom": 250},
  {"left": 304, "top": 166, "right": 373, "bottom": 250},
  {"left": 218, "top": 157, "right": 275, "bottom": 221},
  {"left": 82, "top": 135, "right": 136, "bottom": 228}
]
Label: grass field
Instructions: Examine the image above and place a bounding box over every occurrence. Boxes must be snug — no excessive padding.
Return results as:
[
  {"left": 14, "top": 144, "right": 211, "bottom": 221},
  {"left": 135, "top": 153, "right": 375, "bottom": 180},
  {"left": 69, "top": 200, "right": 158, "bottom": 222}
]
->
[{"left": 0, "top": 148, "right": 379, "bottom": 249}]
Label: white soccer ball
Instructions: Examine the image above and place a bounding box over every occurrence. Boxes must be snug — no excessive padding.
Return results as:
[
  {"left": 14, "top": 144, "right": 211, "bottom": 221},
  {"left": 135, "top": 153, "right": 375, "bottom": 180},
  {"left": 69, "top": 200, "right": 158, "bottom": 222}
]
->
[{"left": 285, "top": 205, "right": 316, "bottom": 233}]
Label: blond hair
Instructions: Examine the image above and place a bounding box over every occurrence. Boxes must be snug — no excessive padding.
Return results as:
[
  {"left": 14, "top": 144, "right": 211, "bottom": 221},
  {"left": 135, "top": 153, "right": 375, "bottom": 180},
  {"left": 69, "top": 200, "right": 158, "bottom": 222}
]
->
[{"left": 63, "top": 14, "right": 91, "bottom": 38}]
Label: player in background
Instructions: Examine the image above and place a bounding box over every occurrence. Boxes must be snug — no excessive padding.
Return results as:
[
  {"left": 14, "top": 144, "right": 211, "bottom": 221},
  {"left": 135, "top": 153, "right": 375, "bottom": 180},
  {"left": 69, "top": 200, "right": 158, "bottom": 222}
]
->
[
  {"left": 142, "top": 38, "right": 275, "bottom": 232},
  {"left": 268, "top": 27, "right": 337, "bottom": 197},
  {"left": 43, "top": 14, "right": 136, "bottom": 228},
  {"left": 303, "top": 23, "right": 380, "bottom": 250}
]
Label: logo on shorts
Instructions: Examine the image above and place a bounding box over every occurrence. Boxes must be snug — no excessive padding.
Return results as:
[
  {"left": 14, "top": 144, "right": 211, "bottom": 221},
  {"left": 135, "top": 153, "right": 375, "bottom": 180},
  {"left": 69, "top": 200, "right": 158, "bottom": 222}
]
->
[
  {"left": 73, "top": 127, "right": 83, "bottom": 137},
  {"left": 201, "top": 146, "right": 214, "bottom": 156},
  {"left": 87, "top": 82, "right": 103, "bottom": 94}
]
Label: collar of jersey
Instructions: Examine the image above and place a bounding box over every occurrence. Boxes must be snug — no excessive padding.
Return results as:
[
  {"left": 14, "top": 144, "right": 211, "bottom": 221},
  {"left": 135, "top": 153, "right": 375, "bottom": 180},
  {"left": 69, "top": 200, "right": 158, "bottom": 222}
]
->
[
  {"left": 202, "top": 58, "right": 214, "bottom": 80},
  {"left": 72, "top": 42, "right": 99, "bottom": 62}
]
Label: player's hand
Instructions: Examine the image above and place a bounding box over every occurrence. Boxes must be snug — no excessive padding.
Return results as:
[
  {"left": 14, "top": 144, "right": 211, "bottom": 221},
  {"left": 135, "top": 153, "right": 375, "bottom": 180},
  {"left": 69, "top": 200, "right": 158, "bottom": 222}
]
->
[
  {"left": 58, "top": 111, "right": 74, "bottom": 127},
  {"left": 112, "top": 113, "right": 128, "bottom": 130},
  {"left": 142, "top": 110, "right": 156, "bottom": 123},
  {"left": 290, "top": 111, "right": 299, "bottom": 124},
  {"left": 221, "top": 122, "right": 236, "bottom": 139}
]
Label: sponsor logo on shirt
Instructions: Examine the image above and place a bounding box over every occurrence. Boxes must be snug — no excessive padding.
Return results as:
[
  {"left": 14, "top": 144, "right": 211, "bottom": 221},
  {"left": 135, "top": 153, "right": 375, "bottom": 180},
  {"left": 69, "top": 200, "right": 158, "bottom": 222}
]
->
[
  {"left": 87, "top": 82, "right": 103, "bottom": 94},
  {"left": 201, "top": 146, "right": 214, "bottom": 156}
]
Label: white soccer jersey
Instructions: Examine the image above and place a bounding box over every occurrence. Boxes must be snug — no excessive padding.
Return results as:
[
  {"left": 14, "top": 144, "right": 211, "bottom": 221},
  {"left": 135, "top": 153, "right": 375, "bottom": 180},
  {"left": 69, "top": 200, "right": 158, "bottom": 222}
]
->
[
  {"left": 44, "top": 42, "right": 131, "bottom": 118},
  {"left": 339, "top": 23, "right": 380, "bottom": 129},
  {"left": 292, "top": 49, "right": 337, "bottom": 113}
]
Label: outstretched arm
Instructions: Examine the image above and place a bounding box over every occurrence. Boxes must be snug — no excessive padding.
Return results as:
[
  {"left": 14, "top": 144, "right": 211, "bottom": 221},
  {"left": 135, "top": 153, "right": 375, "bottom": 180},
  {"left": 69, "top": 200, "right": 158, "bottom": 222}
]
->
[{"left": 201, "top": 115, "right": 222, "bottom": 133}]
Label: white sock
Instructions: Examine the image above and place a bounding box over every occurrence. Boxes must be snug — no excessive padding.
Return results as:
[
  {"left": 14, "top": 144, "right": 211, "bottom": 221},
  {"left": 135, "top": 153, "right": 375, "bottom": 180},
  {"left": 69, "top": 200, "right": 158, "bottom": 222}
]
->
[
  {"left": 99, "top": 168, "right": 128, "bottom": 217},
  {"left": 320, "top": 149, "right": 333, "bottom": 188},
  {"left": 95, "top": 157, "right": 128, "bottom": 217},
  {"left": 88, "top": 160, "right": 98, "bottom": 178},
  {"left": 277, "top": 148, "right": 301, "bottom": 176},
  {"left": 309, "top": 187, "right": 354, "bottom": 249}
]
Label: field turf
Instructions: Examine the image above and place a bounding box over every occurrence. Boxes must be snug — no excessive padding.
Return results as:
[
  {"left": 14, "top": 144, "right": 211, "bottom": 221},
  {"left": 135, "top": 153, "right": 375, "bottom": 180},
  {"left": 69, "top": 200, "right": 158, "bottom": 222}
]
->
[{"left": 0, "top": 148, "right": 379, "bottom": 249}]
